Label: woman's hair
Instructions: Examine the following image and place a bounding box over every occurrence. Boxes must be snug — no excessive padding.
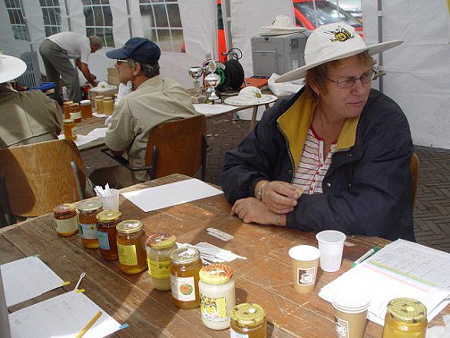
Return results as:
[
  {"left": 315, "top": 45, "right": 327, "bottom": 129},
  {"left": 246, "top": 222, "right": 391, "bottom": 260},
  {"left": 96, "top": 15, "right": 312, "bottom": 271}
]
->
[{"left": 304, "top": 51, "right": 375, "bottom": 98}]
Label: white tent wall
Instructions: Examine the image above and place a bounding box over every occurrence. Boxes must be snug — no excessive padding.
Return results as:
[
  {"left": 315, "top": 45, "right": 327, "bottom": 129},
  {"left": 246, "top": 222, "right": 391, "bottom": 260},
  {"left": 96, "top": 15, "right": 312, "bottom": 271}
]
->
[
  {"left": 229, "top": 0, "right": 294, "bottom": 77},
  {"left": 363, "top": 0, "right": 450, "bottom": 149}
]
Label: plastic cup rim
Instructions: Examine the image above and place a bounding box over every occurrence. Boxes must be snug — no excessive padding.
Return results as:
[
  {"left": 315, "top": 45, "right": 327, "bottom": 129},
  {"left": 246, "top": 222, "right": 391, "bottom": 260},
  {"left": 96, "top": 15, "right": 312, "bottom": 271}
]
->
[
  {"left": 288, "top": 245, "right": 320, "bottom": 262},
  {"left": 316, "top": 230, "right": 347, "bottom": 244}
]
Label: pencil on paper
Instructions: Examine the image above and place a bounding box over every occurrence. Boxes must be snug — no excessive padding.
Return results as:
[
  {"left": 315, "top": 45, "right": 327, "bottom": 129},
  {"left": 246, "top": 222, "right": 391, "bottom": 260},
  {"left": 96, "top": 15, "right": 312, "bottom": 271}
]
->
[{"left": 75, "top": 311, "right": 102, "bottom": 338}]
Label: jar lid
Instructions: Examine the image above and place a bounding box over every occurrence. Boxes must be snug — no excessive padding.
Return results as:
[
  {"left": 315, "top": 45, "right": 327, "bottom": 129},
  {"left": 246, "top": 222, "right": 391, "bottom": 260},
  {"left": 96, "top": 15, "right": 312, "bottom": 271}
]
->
[
  {"left": 54, "top": 203, "right": 76, "bottom": 216},
  {"left": 332, "top": 291, "right": 370, "bottom": 313},
  {"left": 199, "top": 264, "right": 233, "bottom": 284},
  {"left": 63, "top": 101, "right": 73, "bottom": 105},
  {"left": 170, "top": 247, "right": 200, "bottom": 264},
  {"left": 231, "top": 303, "right": 265, "bottom": 328},
  {"left": 96, "top": 210, "right": 122, "bottom": 222},
  {"left": 146, "top": 233, "right": 176, "bottom": 250},
  {"left": 80, "top": 100, "right": 91, "bottom": 105},
  {"left": 116, "top": 220, "right": 143, "bottom": 234},
  {"left": 387, "top": 298, "right": 427, "bottom": 323},
  {"left": 63, "top": 119, "right": 74, "bottom": 124},
  {"left": 77, "top": 199, "right": 102, "bottom": 212}
]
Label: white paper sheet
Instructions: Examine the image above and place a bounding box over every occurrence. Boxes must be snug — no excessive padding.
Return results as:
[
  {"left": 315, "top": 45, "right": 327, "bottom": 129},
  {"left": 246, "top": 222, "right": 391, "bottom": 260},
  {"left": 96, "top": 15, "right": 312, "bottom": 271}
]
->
[
  {"left": 58, "top": 128, "right": 107, "bottom": 147},
  {"left": 9, "top": 291, "right": 122, "bottom": 338},
  {"left": 122, "top": 178, "right": 223, "bottom": 212},
  {"left": 193, "top": 103, "right": 237, "bottom": 116},
  {"left": 1, "top": 257, "right": 64, "bottom": 307}
]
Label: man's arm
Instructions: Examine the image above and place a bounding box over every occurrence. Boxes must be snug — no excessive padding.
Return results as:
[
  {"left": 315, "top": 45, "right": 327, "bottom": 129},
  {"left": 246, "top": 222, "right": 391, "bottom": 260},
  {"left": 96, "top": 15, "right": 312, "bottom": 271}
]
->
[
  {"left": 75, "top": 59, "right": 96, "bottom": 86},
  {"left": 104, "top": 100, "right": 135, "bottom": 156}
]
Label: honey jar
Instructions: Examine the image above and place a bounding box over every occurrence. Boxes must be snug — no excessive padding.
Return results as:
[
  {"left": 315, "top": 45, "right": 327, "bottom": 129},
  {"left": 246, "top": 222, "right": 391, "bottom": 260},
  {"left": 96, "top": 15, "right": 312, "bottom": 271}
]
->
[
  {"left": 382, "top": 298, "right": 427, "bottom": 338},
  {"left": 146, "top": 233, "right": 176, "bottom": 291},
  {"left": 77, "top": 200, "right": 102, "bottom": 249},
  {"left": 95, "top": 95, "right": 104, "bottom": 113},
  {"left": 170, "top": 246, "right": 202, "bottom": 309},
  {"left": 53, "top": 203, "right": 78, "bottom": 237},
  {"left": 80, "top": 99, "right": 92, "bottom": 119},
  {"left": 103, "top": 97, "right": 114, "bottom": 115},
  {"left": 63, "top": 101, "right": 73, "bottom": 119},
  {"left": 96, "top": 210, "right": 121, "bottom": 261},
  {"left": 230, "top": 303, "right": 267, "bottom": 338},
  {"left": 70, "top": 103, "right": 81, "bottom": 122},
  {"left": 63, "top": 119, "right": 76, "bottom": 141},
  {"left": 116, "top": 220, "right": 147, "bottom": 274}
]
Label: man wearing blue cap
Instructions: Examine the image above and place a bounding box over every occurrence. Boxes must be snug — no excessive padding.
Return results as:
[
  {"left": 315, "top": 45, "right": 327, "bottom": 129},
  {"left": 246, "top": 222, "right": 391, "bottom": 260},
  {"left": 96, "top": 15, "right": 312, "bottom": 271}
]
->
[{"left": 91, "top": 37, "right": 197, "bottom": 188}]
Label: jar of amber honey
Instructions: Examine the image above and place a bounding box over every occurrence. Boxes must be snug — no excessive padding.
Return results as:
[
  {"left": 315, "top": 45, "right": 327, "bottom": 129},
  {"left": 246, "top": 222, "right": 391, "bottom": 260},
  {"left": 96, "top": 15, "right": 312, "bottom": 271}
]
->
[
  {"left": 230, "top": 303, "right": 267, "bottom": 338},
  {"left": 382, "top": 298, "right": 427, "bottom": 338},
  {"left": 146, "top": 233, "right": 176, "bottom": 291},
  {"left": 63, "top": 101, "right": 73, "bottom": 119},
  {"left": 96, "top": 210, "right": 121, "bottom": 261},
  {"left": 80, "top": 100, "right": 92, "bottom": 119},
  {"left": 170, "top": 247, "right": 202, "bottom": 309},
  {"left": 53, "top": 203, "right": 78, "bottom": 237},
  {"left": 77, "top": 200, "right": 102, "bottom": 249},
  {"left": 63, "top": 119, "right": 76, "bottom": 141},
  {"left": 116, "top": 220, "right": 147, "bottom": 274}
]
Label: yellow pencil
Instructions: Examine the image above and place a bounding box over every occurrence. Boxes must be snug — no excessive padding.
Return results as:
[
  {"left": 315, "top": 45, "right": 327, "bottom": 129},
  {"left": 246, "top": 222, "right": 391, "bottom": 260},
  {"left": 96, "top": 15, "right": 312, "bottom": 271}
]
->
[{"left": 75, "top": 311, "right": 102, "bottom": 338}]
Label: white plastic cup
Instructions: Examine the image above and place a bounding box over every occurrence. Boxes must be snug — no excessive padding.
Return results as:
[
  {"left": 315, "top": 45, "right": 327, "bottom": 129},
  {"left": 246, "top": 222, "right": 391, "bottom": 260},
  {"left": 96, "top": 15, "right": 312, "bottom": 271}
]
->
[
  {"left": 316, "top": 230, "right": 346, "bottom": 272},
  {"left": 101, "top": 189, "right": 120, "bottom": 211}
]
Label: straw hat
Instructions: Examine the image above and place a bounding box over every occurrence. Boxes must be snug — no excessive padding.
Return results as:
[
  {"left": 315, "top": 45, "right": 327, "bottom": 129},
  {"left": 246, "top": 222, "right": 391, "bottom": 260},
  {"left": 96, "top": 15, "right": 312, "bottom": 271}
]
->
[
  {"left": 276, "top": 23, "right": 402, "bottom": 83},
  {"left": 260, "top": 15, "right": 305, "bottom": 35},
  {"left": 0, "top": 54, "right": 26, "bottom": 83},
  {"left": 224, "top": 86, "right": 277, "bottom": 106}
]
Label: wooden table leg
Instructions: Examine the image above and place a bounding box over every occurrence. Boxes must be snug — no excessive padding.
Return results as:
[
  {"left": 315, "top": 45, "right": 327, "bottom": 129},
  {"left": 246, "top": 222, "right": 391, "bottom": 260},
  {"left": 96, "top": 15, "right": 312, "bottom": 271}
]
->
[{"left": 250, "top": 105, "right": 258, "bottom": 131}]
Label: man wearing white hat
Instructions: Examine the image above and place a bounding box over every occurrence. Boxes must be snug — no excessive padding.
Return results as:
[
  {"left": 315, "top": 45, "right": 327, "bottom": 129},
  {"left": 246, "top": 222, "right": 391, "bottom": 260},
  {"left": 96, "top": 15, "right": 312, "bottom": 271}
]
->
[
  {"left": 0, "top": 54, "right": 62, "bottom": 149},
  {"left": 221, "top": 23, "right": 414, "bottom": 241}
]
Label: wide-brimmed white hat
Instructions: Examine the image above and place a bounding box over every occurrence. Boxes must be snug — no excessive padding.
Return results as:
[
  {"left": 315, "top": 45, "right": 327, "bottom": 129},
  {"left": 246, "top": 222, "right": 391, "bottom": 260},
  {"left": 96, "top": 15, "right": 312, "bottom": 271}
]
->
[
  {"left": 0, "top": 54, "right": 27, "bottom": 83},
  {"left": 276, "top": 23, "right": 402, "bottom": 83},
  {"left": 260, "top": 15, "right": 305, "bottom": 35}
]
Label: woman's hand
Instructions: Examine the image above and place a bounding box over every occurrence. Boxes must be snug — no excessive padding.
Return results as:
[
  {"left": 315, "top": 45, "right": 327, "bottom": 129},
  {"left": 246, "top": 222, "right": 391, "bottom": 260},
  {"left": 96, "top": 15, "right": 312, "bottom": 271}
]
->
[
  {"left": 258, "top": 180, "right": 302, "bottom": 214},
  {"left": 231, "top": 197, "right": 286, "bottom": 226}
]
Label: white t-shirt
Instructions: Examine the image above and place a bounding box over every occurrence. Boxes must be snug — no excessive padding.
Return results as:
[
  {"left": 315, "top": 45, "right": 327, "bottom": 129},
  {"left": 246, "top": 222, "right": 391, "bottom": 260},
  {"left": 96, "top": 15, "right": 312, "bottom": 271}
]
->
[{"left": 47, "top": 32, "right": 91, "bottom": 64}]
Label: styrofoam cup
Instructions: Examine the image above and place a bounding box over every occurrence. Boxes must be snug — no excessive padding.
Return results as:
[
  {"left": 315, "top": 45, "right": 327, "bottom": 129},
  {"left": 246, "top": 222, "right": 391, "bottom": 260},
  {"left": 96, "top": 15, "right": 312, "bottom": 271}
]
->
[
  {"left": 316, "top": 230, "right": 346, "bottom": 272},
  {"left": 101, "top": 189, "right": 120, "bottom": 211}
]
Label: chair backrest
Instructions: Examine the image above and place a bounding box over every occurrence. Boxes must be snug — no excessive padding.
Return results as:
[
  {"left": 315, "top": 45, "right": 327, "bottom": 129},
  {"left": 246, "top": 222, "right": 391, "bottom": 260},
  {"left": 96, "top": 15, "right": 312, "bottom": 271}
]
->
[
  {"left": 0, "top": 139, "right": 86, "bottom": 217},
  {"left": 144, "top": 115, "right": 206, "bottom": 179},
  {"left": 410, "top": 152, "right": 419, "bottom": 208}
]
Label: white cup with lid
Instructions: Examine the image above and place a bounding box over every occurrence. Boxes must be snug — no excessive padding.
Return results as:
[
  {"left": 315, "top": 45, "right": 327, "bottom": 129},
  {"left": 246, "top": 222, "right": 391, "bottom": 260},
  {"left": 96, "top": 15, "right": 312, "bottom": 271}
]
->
[{"left": 316, "top": 230, "right": 346, "bottom": 272}]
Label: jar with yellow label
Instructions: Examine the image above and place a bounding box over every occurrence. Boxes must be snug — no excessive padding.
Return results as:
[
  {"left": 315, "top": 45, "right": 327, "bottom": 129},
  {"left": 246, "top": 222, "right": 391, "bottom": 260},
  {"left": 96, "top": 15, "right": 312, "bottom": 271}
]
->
[
  {"left": 96, "top": 210, "right": 121, "bottom": 261},
  {"left": 116, "top": 220, "right": 147, "bottom": 274},
  {"left": 199, "top": 264, "right": 235, "bottom": 330},
  {"left": 170, "top": 247, "right": 202, "bottom": 309},
  {"left": 146, "top": 233, "right": 176, "bottom": 291},
  {"left": 230, "top": 303, "right": 267, "bottom": 338},
  {"left": 77, "top": 200, "right": 102, "bottom": 249},
  {"left": 53, "top": 203, "right": 78, "bottom": 237},
  {"left": 382, "top": 298, "right": 427, "bottom": 338}
]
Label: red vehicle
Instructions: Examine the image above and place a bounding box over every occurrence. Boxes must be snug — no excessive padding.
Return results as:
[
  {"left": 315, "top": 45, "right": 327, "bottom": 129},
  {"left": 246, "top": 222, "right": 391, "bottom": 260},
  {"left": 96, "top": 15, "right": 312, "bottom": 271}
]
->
[{"left": 292, "top": 0, "right": 363, "bottom": 34}]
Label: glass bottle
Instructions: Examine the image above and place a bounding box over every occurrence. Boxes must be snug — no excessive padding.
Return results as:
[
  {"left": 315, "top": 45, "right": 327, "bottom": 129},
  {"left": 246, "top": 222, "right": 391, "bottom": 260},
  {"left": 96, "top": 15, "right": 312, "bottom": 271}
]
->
[
  {"left": 77, "top": 200, "right": 102, "bottom": 249},
  {"left": 96, "top": 210, "right": 121, "bottom": 261},
  {"left": 116, "top": 220, "right": 147, "bottom": 274},
  {"left": 230, "top": 303, "right": 267, "bottom": 338},
  {"left": 145, "top": 233, "right": 176, "bottom": 291},
  {"left": 53, "top": 203, "right": 78, "bottom": 237},
  {"left": 383, "top": 298, "right": 427, "bottom": 338}
]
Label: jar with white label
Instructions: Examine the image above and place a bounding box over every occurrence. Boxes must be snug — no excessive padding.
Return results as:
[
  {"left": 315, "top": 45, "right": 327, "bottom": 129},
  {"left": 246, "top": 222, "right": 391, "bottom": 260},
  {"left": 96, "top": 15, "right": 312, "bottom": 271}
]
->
[
  {"left": 53, "top": 203, "right": 78, "bottom": 237},
  {"left": 230, "top": 303, "right": 267, "bottom": 338},
  {"left": 199, "top": 263, "right": 235, "bottom": 330},
  {"left": 170, "top": 247, "right": 202, "bottom": 309}
]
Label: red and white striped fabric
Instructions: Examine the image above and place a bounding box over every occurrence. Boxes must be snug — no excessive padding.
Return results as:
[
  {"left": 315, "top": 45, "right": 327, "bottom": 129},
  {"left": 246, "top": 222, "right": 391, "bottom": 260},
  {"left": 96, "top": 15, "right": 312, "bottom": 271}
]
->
[{"left": 292, "top": 128, "right": 336, "bottom": 194}]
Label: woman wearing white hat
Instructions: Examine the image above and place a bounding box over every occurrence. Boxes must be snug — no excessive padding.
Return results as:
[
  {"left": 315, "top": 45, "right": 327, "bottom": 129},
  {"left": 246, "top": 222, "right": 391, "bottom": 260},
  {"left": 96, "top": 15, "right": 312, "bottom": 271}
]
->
[
  {"left": 221, "top": 23, "right": 414, "bottom": 241},
  {"left": 0, "top": 54, "right": 62, "bottom": 148}
]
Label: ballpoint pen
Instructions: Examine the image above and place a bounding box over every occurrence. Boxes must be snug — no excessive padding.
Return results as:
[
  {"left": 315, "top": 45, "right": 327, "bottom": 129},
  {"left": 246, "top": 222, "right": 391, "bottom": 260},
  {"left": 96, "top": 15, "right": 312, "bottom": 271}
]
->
[{"left": 352, "top": 246, "right": 381, "bottom": 267}]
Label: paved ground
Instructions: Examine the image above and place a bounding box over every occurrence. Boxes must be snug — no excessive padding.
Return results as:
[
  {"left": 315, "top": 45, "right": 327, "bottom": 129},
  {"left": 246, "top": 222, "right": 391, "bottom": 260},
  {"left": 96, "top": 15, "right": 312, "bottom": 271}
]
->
[{"left": 82, "top": 112, "right": 450, "bottom": 252}]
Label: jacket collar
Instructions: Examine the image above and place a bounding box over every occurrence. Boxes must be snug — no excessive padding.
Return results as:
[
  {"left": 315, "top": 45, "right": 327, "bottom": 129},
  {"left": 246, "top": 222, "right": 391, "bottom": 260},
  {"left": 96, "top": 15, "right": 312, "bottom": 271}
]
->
[{"left": 277, "top": 91, "right": 360, "bottom": 166}]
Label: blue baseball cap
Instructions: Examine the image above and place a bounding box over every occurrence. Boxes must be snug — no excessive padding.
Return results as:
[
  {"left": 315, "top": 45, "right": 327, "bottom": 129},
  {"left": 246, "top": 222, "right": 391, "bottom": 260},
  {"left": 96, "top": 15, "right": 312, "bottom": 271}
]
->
[{"left": 106, "top": 37, "right": 161, "bottom": 64}]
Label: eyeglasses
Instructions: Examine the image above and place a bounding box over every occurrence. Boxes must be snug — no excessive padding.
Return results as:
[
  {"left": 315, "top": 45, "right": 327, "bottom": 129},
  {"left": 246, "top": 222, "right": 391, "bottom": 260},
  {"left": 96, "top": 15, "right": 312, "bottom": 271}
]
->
[
  {"left": 115, "top": 59, "right": 129, "bottom": 65},
  {"left": 327, "top": 69, "right": 384, "bottom": 89}
]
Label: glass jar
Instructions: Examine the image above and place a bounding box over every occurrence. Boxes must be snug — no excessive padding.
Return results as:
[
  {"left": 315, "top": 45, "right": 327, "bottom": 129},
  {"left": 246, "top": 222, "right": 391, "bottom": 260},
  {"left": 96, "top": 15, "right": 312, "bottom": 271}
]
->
[
  {"left": 103, "top": 97, "right": 114, "bottom": 115},
  {"left": 63, "top": 101, "right": 73, "bottom": 119},
  {"left": 95, "top": 96, "right": 104, "bottom": 113},
  {"left": 146, "top": 233, "right": 176, "bottom": 291},
  {"left": 383, "top": 298, "right": 427, "bottom": 338},
  {"left": 80, "top": 99, "right": 92, "bottom": 119},
  {"left": 96, "top": 210, "right": 121, "bottom": 261},
  {"left": 116, "top": 220, "right": 147, "bottom": 274},
  {"left": 63, "top": 119, "right": 76, "bottom": 141},
  {"left": 230, "top": 303, "right": 267, "bottom": 338},
  {"left": 77, "top": 200, "right": 102, "bottom": 249},
  {"left": 199, "top": 263, "right": 235, "bottom": 330},
  {"left": 170, "top": 247, "right": 202, "bottom": 309},
  {"left": 53, "top": 203, "right": 78, "bottom": 237}
]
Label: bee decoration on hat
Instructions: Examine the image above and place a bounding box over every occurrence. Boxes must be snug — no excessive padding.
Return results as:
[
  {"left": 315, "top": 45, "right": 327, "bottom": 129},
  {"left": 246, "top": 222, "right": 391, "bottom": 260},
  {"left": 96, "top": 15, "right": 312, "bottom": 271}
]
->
[{"left": 325, "top": 26, "right": 354, "bottom": 42}]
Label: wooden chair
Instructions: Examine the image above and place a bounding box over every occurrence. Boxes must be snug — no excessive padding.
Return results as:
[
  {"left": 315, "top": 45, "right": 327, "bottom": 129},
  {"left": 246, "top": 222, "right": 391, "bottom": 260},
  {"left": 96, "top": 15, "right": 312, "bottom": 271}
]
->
[
  {"left": 0, "top": 139, "right": 86, "bottom": 223},
  {"left": 410, "top": 152, "right": 420, "bottom": 208},
  {"left": 102, "top": 114, "right": 207, "bottom": 180}
]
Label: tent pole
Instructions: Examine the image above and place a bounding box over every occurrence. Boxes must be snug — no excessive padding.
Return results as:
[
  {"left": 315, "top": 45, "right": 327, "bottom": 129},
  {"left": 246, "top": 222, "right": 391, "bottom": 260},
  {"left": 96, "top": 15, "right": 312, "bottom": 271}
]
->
[
  {"left": 126, "top": 0, "right": 133, "bottom": 37},
  {"left": 222, "top": 0, "right": 233, "bottom": 51},
  {"left": 377, "top": 0, "right": 384, "bottom": 92},
  {"left": 63, "top": 0, "right": 72, "bottom": 31}
]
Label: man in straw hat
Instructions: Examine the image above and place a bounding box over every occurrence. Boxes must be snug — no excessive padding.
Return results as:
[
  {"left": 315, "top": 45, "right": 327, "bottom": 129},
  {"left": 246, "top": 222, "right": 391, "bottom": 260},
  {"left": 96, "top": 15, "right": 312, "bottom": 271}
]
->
[
  {"left": 0, "top": 54, "right": 62, "bottom": 149},
  {"left": 221, "top": 23, "right": 414, "bottom": 241}
]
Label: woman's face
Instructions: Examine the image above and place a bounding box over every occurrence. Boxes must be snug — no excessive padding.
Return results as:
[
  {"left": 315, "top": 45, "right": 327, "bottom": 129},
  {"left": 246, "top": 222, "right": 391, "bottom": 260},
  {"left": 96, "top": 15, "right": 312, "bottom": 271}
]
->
[{"left": 315, "top": 55, "right": 372, "bottom": 121}]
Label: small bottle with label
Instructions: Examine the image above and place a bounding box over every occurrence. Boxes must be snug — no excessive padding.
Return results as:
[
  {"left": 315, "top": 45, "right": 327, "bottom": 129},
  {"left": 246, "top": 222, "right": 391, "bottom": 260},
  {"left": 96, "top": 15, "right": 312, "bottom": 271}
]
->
[
  {"left": 199, "top": 263, "right": 235, "bottom": 330},
  {"left": 382, "top": 298, "right": 427, "bottom": 338},
  {"left": 53, "top": 203, "right": 78, "bottom": 237},
  {"left": 170, "top": 247, "right": 202, "bottom": 309},
  {"left": 230, "top": 303, "right": 267, "bottom": 338},
  {"left": 146, "top": 233, "right": 176, "bottom": 291},
  {"left": 116, "top": 220, "right": 147, "bottom": 274},
  {"left": 96, "top": 210, "right": 121, "bottom": 261},
  {"left": 77, "top": 200, "right": 102, "bottom": 249}
]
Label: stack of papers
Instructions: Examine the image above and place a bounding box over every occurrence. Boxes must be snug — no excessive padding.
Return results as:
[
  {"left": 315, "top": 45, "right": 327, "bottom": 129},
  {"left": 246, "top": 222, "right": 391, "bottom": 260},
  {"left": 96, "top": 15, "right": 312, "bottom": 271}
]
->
[
  {"left": 59, "top": 127, "right": 107, "bottom": 147},
  {"left": 319, "top": 239, "right": 450, "bottom": 326}
]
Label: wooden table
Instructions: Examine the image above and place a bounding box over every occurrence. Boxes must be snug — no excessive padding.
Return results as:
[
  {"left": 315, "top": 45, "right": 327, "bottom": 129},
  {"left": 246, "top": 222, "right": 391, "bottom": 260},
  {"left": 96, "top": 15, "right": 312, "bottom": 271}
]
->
[{"left": 1, "top": 174, "right": 447, "bottom": 337}]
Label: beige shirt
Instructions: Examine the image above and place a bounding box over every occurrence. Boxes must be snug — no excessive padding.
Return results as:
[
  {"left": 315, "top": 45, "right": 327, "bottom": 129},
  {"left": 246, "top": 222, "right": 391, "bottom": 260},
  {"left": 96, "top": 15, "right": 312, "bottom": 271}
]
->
[
  {"left": 0, "top": 86, "right": 62, "bottom": 149},
  {"left": 105, "top": 76, "right": 198, "bottom": 181}
]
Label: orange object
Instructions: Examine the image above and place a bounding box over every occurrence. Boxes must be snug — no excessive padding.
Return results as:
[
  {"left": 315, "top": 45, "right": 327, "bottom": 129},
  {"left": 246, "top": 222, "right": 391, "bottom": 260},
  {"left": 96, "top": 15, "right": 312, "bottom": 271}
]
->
[
  {"left": 244, "top": 77, "right": 268, "bottom": 89},
  {"left": 216, "top": 0, "right": 227, "bottom": 63}
]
